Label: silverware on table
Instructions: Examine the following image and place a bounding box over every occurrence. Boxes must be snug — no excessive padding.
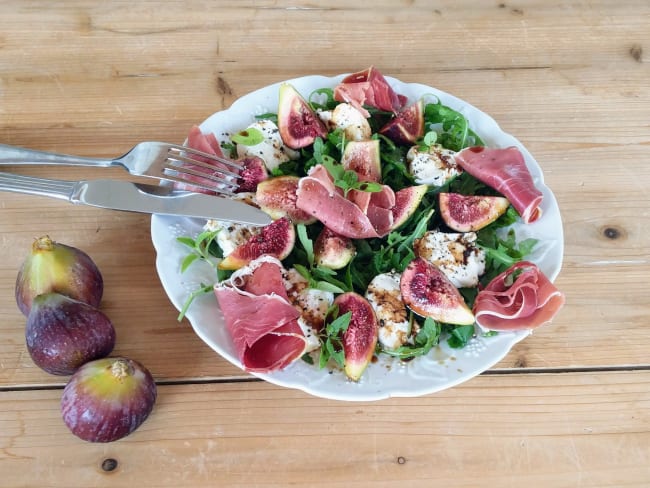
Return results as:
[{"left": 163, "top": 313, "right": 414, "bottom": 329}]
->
[
  {"left": 0, "top": 172, "right": 272, "bottom": 226},
  {"left": 0, "top": 142, "right": 242, "bottom": 196}
]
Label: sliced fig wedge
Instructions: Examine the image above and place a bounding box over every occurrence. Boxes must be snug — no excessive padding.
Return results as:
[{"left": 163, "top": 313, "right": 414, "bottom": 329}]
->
[
  {"left": 390, "top": 184, "right": 428, "bottom": 230},
  {"left": 378, "top": 99, "right": 424, "bottom": 146},
  {"left": 236, "top": 156, "right": 268, "bottom": 193},
  {"left": 400, "top": 257, "right": 474, "bottom": 325},
  {"left": 313, "top": 227, "right": 356, "bottom": 270},
  {"left": 439, "top": 193, "right": 510, "bottom": 232},
  {"left": 256, "top": 176, "right": 316, "bottom": 224},
  {"left": 219, "top": 217, "right": 296, "bottom": 270},
  {"left": 277, "top": 83, "right": 328, "bottom": 149},
  {"left": 341, "top": 140, "right": 382, "bottom": 183},
  {"left": 333, "top": 292, "right": 378, "bottom": 382}
]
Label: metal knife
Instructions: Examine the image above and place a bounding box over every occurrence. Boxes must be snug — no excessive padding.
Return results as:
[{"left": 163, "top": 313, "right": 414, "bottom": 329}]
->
[{"left": 0, "top": 172, "right": 272, "bottom": 226}]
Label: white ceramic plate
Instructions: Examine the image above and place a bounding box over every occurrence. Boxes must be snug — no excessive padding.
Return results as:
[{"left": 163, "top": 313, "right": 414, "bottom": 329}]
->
[{"left": 151, "top": 74, "right": 564, "bottom": 401}]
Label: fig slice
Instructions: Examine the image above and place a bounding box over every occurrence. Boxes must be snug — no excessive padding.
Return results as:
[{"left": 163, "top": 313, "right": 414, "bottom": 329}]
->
[
  {"left": 333, "top": 292, "right": 378, "bottom": 382},
  {"left": 390, "top": 184, "right": 428, "bottom": 230},
  {"left": 236, "top": 156, "right": 268, "bottom": 193},
  {"left": 378, "top": 99, "right": 425, "bottom": 146},
  {"left": 26, "top": 292, "right": 116, "bottom": 375},
  {"left": 277, "top": 83, "right": 328, "bottom": 149},
  {"left": 255, "top": 175, "right": 317, "bottom": 224},
  {"left": 400, "top": 257, "right": 474, "bottom": 325},
  {"left": 61, "top": 357, "right": 156, "bottom": 443},
  {"left": 313, "top": 227, "right": 356, "bottom": 270},
  {"left": 341, "top": 139, "right": 382, "bottom": 183},
  {"left": 219, "top": 217, "right": 296, "bottom": 270},
  {"left": 439, "top": 193, "right": 510, "bottom": 232}
]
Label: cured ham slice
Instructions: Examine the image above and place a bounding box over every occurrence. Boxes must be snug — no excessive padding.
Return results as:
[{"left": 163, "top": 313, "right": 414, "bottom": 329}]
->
[
  {"left": 175, "top": 125, "right": 233, "bottom": 194},
  {"left": 455, "top": 146, "right": 543, "bottom": 224},
  {"left": 296, "top": 165, "right": 398, "bottom": 239},
  {"left": 473, "top": 261, "right": 565, "bottom": 331},
  {"left": 333, "top": 66, "right": 407, "bottom": 117},
  {"left": 214, "top": 257, "right": 307, "bottom": 373}
]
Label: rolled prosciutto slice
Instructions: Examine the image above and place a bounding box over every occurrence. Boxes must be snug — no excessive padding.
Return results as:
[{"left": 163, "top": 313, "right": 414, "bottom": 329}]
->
[
  {"left": 473, "top": 261, "right": 565, "bottom": 331},
  {"left": 333, "top": 66, "right": 407, "bottom": 117},
  {"left": 455, "top": 146, "right": 543, "bottom": 224},
  {"left": 214, "top": 256, "right": 307, "bottom": 373}
]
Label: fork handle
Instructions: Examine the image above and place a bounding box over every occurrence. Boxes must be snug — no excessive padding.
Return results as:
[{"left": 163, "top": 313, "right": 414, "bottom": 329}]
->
[
  {"left": 0, "top": 144, "right": 112, "bottom": 167},
  {"left": 0, "top": 171, "right": 76, "bottom": 200}
]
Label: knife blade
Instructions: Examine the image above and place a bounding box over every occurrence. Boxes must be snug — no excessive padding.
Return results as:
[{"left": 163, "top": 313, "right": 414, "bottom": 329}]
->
[{"left": 0, "top": 172, "right": 272, "bottom": 226}]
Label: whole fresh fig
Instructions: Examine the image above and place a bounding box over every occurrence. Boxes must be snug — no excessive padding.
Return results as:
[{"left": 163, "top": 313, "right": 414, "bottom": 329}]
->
[
  {"left": 26, "top": 292, "right": 116, "bottom": 375},
  {"left": 61, "top": 357, "right": 157, "bottom": 443},
  {"left": 15, "top": 235, "right": 103, "bottom": 316}
]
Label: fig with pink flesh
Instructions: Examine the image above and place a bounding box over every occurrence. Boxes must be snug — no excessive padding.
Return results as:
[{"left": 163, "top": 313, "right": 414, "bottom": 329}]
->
[
  {"left": 219, "top": 217, "right": 296, "bottom": 270},
  {"left": 390, "top": 184, "right": 428, "bottom": 230},
  {"left": 61, "top": 357, "right": 157, "bottom": 443},
  {"left": 15, "top": 236, "right": 103, "bottom": 316},
  {"left": 26, "top": 292, "right": 116, "bottom": 375},
  {"left": 236, "top": 156, "right": 268, "bottom": 193},
  {"left": 277, "top": 83, "right": 328, "bottom": 149},
  {"left": 313, "top": 227, "right": 356, "bottom": 269},
  {"left": 439, "top": 192, "right": 510, "bottom": 232},
  {"left": 255, "top": 176, "right": 316, "bottom": 224},
  {"left": 341, "top": 139, "right": 382, "bottom": 183},
  {"left": 400, "top": 257, "right": 474, "bottom": 325},
  {"left": 379, "top": 99, "right": 425, "bottom": 146},
  {"left": 333, "top": 292, "right": 378, "bottom": 381}
]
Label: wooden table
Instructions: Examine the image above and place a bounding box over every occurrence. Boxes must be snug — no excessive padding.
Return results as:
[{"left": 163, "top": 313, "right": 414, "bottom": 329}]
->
[{"left": 1, "top": 1, "right": 649, "bottom": 486}]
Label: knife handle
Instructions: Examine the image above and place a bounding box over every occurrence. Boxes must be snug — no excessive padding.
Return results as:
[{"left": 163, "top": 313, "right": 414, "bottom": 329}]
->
[
  {"left": 0, "top": 144, "right": 110, "bottom": 167},
  {"left": 0, "top": 172, "right": 76, "bottom": 201}
]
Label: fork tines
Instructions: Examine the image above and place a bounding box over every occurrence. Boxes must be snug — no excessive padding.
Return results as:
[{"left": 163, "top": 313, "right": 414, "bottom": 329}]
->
[{"left": 163, "top": 144, "right": 243, "bottom": 195}]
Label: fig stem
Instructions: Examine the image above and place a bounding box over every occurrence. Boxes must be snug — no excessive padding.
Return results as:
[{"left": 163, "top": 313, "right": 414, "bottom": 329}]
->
[
  {"left": 111, "top": 359, "right": 132, "bottom": 380},
  {"left": 33, "top": 235, "right": 54, "bottom": 252}
]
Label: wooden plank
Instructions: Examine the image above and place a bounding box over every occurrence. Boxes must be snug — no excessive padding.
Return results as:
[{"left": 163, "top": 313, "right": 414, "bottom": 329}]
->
[
  {"left": 1, "top": 0, "right": 649, "bottom": 387},
  {"left": 1, "top": 371, "right": 649, "bottom": 487}
]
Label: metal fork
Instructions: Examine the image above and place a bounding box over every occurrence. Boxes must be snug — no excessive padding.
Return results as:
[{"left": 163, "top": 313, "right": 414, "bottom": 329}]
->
[{"left": 0, "top": 142, "right": 243, "bottom": 196}]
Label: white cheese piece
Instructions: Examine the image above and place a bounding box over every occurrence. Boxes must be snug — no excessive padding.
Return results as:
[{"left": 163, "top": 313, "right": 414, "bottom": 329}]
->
[
  {"left": 284, "top": 268, "right": 334, "bottom": 344},
  {"left": 317, "top": 103, "right": 371, "bottom": 141},
  {"left": 365, "top": 271, "right": 411, "bottom": 350},
  {"left": 203, "top": 219, "right": 256, "bottom": 257},
  {"left": 236, "top": 119, "right": 299, "bottom": 171},
  {"left": 406, "top": 144, "right": 462, "bottom": 186},
  {"left": 414, "top": 231, "right": 486, "bottom": 288}
]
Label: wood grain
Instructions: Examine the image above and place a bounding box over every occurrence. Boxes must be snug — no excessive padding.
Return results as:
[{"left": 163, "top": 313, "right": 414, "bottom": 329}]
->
[
  {"left": 0, "top": 1, "right": 649, "bottom": 485},
  {"left": 2, "top": 372, "right": 649, "bottom": 487}
]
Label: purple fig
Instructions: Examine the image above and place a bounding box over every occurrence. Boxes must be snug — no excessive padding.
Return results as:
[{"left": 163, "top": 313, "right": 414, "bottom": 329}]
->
[
  {"left": 61, "top": 357, "right": 157, "bottom": 443},
  {"left": 15, "top": 236, "right": 103, "bottom": 316},
  {"left": 400, "top": 258, "right": 474, "bottom": 325},
  {"left": 26, "top": 292, "right": 115, "bottom": 375},
  {"left": 313, "top": 227, "right": 355, "bottom": 270},
  {"left": 219, "top": 217, "right": 296, "bottom": 270},
  {"left": 439, "top": 192, "right": 510, "bottom": 232},
  {"left": 277, "top": 83, "right": 328, "bottom": 149},
  {"left": 333, "top": 292, "right": 378, "bottom": 381}
]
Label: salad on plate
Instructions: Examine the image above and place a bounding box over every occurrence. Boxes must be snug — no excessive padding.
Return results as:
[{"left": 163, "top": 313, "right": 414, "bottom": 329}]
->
[{"left": 152, "top": 67, "right": 565, "bottom": 401}]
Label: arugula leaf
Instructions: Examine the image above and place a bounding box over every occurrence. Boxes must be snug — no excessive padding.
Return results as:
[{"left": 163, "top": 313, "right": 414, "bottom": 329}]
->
[
  {"left": 309, "top": 88, "right": 337, "bottom": 111},
  {"left": 447, "top": 324, "right": 475, "bottom": 349},
  {"left": 424, "top": 100, "right": 484, "bottom": 151},
  {"left": 255, "top": 112, "right": 278, "bottom": 124},
  {"left": 318, "top": 309, "right": 352, "bottom": 369},
  {"left": 382, "top": 317, "right": 441, "bottom": 360},
  {"left": 175, "top": 230, "right": 230, "bottom": 321}
]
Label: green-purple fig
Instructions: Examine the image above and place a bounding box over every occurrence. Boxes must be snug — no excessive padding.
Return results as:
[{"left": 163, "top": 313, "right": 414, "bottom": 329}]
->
[
  {"left": 61, "top": 357, "right": 157, "bottom": 443},
  {"left": 26, "top": 292, "right": 115, "bottom": 375},
  {"left": 15, "top": 236, "right": 103, "bottom": 316}
]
